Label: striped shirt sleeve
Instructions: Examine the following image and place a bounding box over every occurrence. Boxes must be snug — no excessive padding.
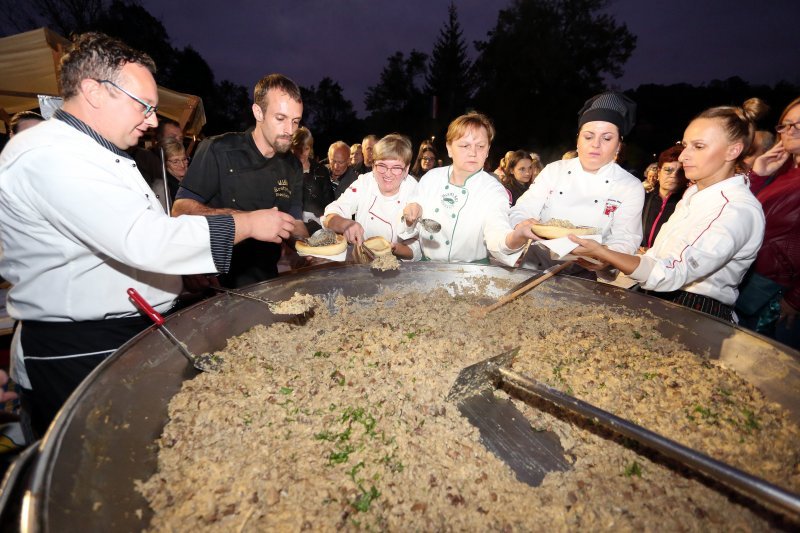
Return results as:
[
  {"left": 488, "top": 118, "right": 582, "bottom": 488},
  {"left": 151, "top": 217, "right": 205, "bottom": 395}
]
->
[{"left": 205, "top": 215, "right": 235, "bottom": 273}]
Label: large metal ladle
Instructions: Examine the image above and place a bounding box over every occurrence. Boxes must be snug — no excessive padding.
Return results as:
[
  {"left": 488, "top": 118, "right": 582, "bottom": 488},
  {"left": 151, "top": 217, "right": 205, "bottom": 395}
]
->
[{"left": 401, "top": 215, "right": 441, "bottom": 233}]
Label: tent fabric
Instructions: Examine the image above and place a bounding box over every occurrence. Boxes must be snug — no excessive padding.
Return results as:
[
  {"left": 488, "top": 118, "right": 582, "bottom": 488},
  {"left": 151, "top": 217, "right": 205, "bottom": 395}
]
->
[{"left": 0, "top": 28, "right": 206, "bottom": 136}]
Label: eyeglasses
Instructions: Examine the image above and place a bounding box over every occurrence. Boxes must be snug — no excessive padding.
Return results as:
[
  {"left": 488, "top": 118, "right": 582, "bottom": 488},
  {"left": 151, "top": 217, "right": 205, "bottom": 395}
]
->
[
  {"left": 421, "top": 156, "right": 436, "bottom": 162},
  {"left": 167, "top": 157, "right": 189, "bottom": 165},
  {"left": 374, "top": 162, "right": 406, "bottom": 176},
  {"left": 776, "top": 122, "right": 800, "bottom": 134},
  {"left": 97, "top": 79, "right": 158, "bottom": 118}
]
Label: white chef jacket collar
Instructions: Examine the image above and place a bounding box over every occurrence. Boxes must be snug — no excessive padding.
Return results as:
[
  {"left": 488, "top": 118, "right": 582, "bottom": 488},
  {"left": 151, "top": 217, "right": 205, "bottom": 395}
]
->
[{"left": 54, "top": 109, "right": 133, "bottom": 160}]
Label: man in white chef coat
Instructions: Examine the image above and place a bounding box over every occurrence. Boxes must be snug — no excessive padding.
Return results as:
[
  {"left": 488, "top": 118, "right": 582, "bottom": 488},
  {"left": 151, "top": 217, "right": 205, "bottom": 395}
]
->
[{"left": 0, "top": 32, "right": 296, "bottom": 438}]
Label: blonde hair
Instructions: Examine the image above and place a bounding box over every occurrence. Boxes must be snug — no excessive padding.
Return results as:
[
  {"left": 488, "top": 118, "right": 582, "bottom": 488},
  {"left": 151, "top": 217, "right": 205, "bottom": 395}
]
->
[
  {"left": 446, "top": 112, "right": 496, "bottom": 145},
  {"left": 695, "top": 98, "right": 768, "bottom": 164},
  {"left": 373, "top": 133, "right": 413, "bottom": 166}
]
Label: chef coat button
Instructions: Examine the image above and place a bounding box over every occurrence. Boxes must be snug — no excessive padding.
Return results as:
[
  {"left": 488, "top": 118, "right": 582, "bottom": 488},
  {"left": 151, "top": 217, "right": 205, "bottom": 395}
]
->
[
  {"left": 567, "top": 171, "right": 571, "bottom": 174},
  {"left": 232, "top": 198, "right": 236, "bottom": 203},
  {"left": 229, "top": 169, "right": 234, "bottom": 173},
  {"left": 434, "top": 208, "right": 439, "bottom": 213},
  {"left": 594, "top": 200, "right": 598, "bottom": 203},
  {"left": 371, "top": 217, "right": 374, "bottom": 220},
  {"left": 605, "top": 180, "right": 609, "bottom": 184},
  {"left": 115, "top": 159, "right": 120, "bottom": 163},
  {"left": 132, "top": 163, "right": 137, "bottom": 168},
  {"left": 429, "top": 235, "right": 435, "bottom": 240},
  {"left": 445, "top": 185, "right": 449, "bottom": 190},
  {"left": 559, "top": 191, "right": 563, "bottom": 195},
  {"left": 445, "top": 240, "right": 450, "bottom": 245},
  {"left": 451, "top": 214, "right": 455, "bottom": 219}
]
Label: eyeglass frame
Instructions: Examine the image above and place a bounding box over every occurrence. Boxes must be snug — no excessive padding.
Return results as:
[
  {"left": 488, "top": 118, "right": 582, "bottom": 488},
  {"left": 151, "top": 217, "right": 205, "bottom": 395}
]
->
[
  {"left": 775, "top": 122, "right": 800, "bottom": 134},
  {"left": 373, "top": 162, "right": 407, "bottom": 177},
  {"left": 96, "top": 79, "right": 158, "bottom": 118}
]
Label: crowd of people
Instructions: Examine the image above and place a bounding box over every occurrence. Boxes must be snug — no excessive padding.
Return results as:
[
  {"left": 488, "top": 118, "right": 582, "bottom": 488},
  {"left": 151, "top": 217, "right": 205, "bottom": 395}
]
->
[{"left": 0, "top": 31, "right": 798, "bottom": 441}]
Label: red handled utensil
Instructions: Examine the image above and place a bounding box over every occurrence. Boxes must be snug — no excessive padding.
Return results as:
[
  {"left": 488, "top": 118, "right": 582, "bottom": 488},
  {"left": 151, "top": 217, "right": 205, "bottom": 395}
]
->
[{"left": 127, "top": 288, "right": 222, "bottom": 372}]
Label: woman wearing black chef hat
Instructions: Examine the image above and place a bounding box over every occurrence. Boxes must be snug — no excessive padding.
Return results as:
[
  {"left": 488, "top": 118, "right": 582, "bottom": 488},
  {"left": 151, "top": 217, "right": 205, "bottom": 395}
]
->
[
  {"left": 568, "top": 99, "right": 768, "bottom": 322},
  {"left": 508, "top": 92, "right": 645, "bottom": 278}
]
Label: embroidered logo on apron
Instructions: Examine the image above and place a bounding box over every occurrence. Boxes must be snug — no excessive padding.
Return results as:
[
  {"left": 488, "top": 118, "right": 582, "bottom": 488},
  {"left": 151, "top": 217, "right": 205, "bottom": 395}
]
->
[{"left": 440, "top": 192, "right": 460, "bottom": 208}]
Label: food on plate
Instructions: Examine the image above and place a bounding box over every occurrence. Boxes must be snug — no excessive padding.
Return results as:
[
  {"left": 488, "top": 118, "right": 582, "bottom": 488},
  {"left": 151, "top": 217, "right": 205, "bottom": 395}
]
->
[
  {"left": 530, "top": 218, "right": 599, "bottom": 239},
  {"left": 363, "top": 236, "right": 393, "bottom": 256},
  {"left": 295, "top": 230, "right": 347, "bottom": 256},
  {"left": 137, "top": 285, "right": 799, "bottom": 531}
]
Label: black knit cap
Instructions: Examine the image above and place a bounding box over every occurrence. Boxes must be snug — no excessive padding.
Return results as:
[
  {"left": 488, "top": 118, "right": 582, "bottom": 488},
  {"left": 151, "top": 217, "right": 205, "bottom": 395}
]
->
[{"left": 577, "top": 92, "right": 637, "bottom": 137}]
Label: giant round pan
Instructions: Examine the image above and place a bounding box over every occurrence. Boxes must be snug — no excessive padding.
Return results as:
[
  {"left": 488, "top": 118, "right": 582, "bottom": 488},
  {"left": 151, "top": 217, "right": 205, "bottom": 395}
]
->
[{"left": 17, "top": 263, "right": 800, "bottom": 531}]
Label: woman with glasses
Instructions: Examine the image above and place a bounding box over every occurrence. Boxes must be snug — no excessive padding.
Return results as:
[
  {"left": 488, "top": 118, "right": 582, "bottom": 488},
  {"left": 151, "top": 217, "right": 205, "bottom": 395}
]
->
[
  {"left": 410, "top": 142, "right": 438, "bottom": 180},
  {"left": 162, "top": 139, "right": 189, "bottom": 204},
  {"left": 323, "top": 134, "right": 420, "bottom": 260},
  {"left": 736, "top": 96, "right": 800, "bottom": 346},
  {"left": 569, "top": 98, "right": 767, "bottom": 322},
  {"left": 639, "top": 145, "right": 687, "bottom": 252},
  {"left": 400, "top": 112, "right": 530, "bottom": 265}
]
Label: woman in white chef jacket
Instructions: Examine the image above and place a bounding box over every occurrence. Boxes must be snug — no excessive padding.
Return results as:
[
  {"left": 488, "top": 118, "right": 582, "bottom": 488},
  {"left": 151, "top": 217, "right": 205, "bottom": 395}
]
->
[
  {"left": 400, "top": 112, "right": 531, "bottom": 265},
  {"left": 508, "top": 92, "right": 645, "bottom": 277},
  {"left": 323, "top": 134, "right": 420, "bottom": 259},
  {"left": 566, "top": 100, "right": 767, "bottom": 322}
]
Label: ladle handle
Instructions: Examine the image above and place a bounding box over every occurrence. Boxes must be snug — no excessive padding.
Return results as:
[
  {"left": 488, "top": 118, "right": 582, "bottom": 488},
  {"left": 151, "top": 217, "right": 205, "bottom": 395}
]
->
[{"left": 127, "top": 287, "right": 165, "bottom": 326}]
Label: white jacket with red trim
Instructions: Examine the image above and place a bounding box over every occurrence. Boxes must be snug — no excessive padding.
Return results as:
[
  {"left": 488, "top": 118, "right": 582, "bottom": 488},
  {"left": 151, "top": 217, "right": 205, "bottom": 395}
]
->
[
  {"left": 630, "top": 175, "right": 765, "bottom": 305},
  {"left": 323, "top": 172, "right": 421, "bottom": 260}
]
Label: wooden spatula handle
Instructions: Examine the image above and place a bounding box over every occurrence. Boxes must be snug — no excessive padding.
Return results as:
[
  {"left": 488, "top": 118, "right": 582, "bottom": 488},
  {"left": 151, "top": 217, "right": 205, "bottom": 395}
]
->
[{"left": 480, "top": 261, "right": 573, "bottom": 316}]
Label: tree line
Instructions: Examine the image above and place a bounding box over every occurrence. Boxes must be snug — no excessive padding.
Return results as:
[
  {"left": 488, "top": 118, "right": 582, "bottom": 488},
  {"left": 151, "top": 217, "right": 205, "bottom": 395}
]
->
[{"left": 2, "top": 0, "right": 797, "bottom": 173}]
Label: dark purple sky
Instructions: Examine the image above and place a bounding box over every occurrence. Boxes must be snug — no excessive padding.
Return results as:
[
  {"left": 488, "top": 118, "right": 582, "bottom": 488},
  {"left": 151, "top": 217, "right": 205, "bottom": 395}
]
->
[{"left": 139, "top": 0, "right": 797, "bottom": 116}]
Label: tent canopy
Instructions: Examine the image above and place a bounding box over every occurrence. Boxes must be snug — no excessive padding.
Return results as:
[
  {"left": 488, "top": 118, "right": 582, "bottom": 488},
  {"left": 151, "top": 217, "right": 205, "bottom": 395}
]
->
[{"left": 0, "top": 27, "right": 206, "bottom": 136}]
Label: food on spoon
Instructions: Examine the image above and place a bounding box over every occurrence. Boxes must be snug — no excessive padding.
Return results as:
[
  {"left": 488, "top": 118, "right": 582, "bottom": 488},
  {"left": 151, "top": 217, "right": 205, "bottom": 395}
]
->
[
  {"left": 371, "top": 253, "right": 400, "bottom": 271},
  {"left": 295, "top": 230, "right": 347, "bottom": 256},
  {"left": 269, "top": 292, "right": 317, "bottom": 315},
  {"left": 530, "top": 218, "right": 599, "bottom": 239}
]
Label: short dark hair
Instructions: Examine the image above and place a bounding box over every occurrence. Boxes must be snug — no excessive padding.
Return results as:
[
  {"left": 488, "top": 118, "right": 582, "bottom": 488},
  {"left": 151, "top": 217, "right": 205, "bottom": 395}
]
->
[
  {"left": 59, "top": 32, "right": 156, "bottom": 99},
  {"left": 156, "top": 117, "right": 181, "bottom": 144},
  {"left": 9, "top": 111, "right": 44, "bottom": 134},
  {"left": 253, "top": 74, "right": 301, "bottom": 112}
]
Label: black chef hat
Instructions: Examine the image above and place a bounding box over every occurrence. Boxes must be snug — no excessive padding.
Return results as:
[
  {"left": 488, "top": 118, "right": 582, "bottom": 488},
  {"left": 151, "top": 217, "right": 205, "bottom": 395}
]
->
[{"left": 577, "top": 92, "right": 637, "bottom": 137}]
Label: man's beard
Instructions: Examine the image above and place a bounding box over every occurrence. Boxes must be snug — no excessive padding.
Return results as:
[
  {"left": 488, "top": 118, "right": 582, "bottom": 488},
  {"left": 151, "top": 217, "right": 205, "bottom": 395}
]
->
[{"left": 273, "top": 135, "right": 292, "bottom": 153}]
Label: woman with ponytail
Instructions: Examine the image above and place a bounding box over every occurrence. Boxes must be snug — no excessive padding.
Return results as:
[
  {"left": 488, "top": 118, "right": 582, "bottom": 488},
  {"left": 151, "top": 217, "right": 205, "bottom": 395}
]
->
[
  {"left": 568, "top": 99, "right": 768, "bottom": 322},
  {"left": 736, "top": 96, "right": 800, "bottom": 347}
]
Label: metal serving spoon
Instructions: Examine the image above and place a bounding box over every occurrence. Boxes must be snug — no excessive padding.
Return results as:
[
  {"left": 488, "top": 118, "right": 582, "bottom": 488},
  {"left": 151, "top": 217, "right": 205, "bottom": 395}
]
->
[{"left": 401, "top": 215, "right": 441, "bottom": 233}]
